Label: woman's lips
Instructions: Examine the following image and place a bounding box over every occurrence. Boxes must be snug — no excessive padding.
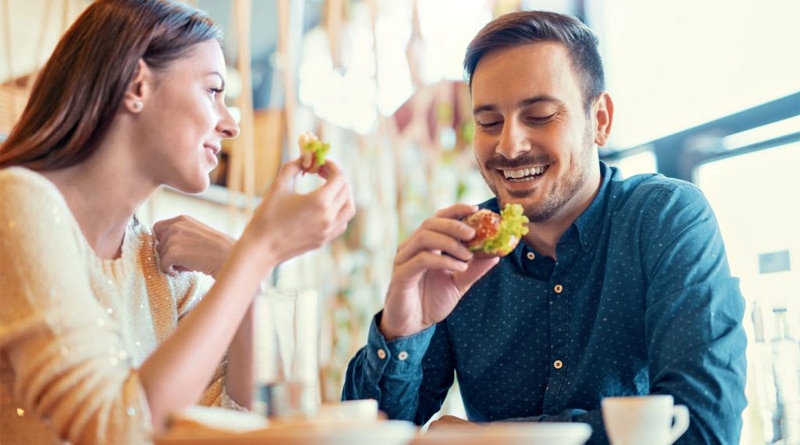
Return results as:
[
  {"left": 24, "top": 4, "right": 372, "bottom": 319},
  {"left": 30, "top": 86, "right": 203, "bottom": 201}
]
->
[
  {"left": 204, "top": 144, "right": 220, "bottom": 167},
  {"left": 204, "top": 143, "right": 221, "bottom": 155}
]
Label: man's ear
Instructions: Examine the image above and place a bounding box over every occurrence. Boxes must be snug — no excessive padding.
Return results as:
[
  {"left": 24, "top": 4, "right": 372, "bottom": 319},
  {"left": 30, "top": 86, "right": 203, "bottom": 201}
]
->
[
  {"left": 123, "top": 59, "right": 152, "bottom": 113},
  {"left": 592, "top": 92, "right": 614, "bottom": 147}
]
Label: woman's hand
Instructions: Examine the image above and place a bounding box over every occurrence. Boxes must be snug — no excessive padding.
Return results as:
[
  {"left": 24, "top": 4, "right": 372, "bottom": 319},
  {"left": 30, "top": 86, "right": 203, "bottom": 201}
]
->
[
  {"left": 379, "top": 203, "right": 500, "bottom": 340},
  {"left": 153, "top": 215, "right": 235, "bottom": 278},
  {"left": 241, "top": 157, "right": 356, "bottom": 270}
]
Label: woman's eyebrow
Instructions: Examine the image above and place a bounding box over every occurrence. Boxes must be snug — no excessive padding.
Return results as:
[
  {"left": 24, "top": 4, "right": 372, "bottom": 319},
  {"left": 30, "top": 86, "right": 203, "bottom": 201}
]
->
[{"left": 208, "top": 71, "right": 226, "bottom": 89}]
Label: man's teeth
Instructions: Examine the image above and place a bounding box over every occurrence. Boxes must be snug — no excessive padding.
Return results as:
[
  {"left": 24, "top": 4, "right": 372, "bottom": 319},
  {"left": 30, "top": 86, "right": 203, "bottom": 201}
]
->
[{"left": 503, "top": 166, "right": 546, "bottom": 179}]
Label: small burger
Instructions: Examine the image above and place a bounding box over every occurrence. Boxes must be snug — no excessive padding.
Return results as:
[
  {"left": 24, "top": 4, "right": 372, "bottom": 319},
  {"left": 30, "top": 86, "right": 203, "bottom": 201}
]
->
[
  {"left": 463, "top": 203, "right": 529, "bottom": 258},
  {"left": 298, "top": 131, "right": 330, "bottom": 174}
]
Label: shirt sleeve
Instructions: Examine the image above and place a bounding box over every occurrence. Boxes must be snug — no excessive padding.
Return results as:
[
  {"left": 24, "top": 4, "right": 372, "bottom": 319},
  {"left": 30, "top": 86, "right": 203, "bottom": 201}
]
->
[
  {"left": 174, "top": 271, "right": 214, "bottom": 320},
  {"left": 638, "top": 182, "right": 747, "bottom": 445},
  {"left": 168, "top": 259, "right": 231, "bottom": 410},
  {"left": 0, "top": 171, "right": 153, "bottom": 444},
  {"left": 138, "top": 223, "right": 225, "bottom": 410},
  {"left": 498, "top": 181, "right": 747, "bottom": 445},
  {"left": 341, "top": 311, "right": 444, "bottom": 423}
]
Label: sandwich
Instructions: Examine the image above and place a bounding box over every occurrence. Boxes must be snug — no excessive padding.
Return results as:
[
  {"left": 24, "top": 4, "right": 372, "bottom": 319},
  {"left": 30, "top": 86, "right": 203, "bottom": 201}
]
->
[
  {"left": 298, "top": 131, "right": 330, "bottom": 174},
  {"left": 463, "top": 203, "right": 529, "bottom": 257}
]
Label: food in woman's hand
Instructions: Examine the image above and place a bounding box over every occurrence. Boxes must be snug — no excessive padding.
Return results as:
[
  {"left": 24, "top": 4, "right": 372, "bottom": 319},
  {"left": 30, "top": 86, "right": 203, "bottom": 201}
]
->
[
  {"left": 297, "top": 131, "right": 330, "bottom": 174},
  {"left": 463, "top": 203, "right": 529, "bottom": 257}
]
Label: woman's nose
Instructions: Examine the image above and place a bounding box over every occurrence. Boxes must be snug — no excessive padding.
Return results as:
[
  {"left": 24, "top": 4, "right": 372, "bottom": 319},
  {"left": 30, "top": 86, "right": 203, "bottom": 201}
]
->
[{"left": 218, "top": 106, "right": 240, "bottom": 139}]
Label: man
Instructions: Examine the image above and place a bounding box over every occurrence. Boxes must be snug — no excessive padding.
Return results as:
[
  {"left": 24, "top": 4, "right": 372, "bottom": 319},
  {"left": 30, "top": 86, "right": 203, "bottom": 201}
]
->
[{"left": 342, "top": 10, "right": 746, "bottom": 445}]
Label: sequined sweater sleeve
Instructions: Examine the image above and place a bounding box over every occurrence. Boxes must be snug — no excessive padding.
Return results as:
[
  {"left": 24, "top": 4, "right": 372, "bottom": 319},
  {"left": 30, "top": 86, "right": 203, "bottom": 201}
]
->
[{"left": 0, "top": 167, "right": 219, "bottom": 445}]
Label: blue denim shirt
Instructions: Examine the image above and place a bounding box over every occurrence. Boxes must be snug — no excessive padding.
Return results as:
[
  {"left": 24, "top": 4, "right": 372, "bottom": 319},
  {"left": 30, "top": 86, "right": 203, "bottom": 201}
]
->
[{"left": 342, "top": 162, "right": 747, "bottom": 445}]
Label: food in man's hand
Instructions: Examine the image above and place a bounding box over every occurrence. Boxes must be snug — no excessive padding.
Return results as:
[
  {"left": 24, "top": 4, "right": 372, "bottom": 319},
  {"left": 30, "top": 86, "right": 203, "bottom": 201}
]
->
[
  {"left": 297, "top": 131, "right": 330, "bottom": 174},
  {"left": 463, "top": 203, "right": 529, "bottom": 257}
]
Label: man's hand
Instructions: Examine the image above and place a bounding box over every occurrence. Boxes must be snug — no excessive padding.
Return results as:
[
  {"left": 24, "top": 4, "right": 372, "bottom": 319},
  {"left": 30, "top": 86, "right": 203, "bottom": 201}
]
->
[
  {"left": 379, "top": 203, "right": 500, "bottom": 340},
  {"left": 426, "top": 415, "right": 480, "bottom": 432}
]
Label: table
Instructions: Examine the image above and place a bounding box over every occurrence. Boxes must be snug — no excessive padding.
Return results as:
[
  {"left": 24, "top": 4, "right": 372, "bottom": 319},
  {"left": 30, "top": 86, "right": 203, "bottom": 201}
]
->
[{"left": 154, "top": 404, "right": 592, "bottom": 445}]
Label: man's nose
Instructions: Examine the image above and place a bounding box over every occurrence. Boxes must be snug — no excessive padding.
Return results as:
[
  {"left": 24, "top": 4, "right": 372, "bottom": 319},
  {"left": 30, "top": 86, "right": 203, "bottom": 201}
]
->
[{"left": 496, "top": 119, "right": 531, "bottom": 158}]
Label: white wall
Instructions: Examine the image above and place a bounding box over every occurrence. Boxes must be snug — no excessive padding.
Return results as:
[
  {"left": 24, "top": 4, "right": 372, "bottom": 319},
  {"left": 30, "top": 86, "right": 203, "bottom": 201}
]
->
[{"left": 598, "top": 0, "right": 800, "bottom": 149}]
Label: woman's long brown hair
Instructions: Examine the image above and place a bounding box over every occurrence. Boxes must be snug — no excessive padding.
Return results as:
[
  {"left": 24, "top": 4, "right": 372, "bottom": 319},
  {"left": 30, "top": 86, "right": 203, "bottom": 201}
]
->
[{"left": 0, "top": 0, "right": 221, "bottom": 171}]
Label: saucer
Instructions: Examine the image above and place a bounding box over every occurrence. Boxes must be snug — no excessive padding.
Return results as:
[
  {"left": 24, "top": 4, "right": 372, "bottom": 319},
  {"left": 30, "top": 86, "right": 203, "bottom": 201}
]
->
[{"left": 411, "top": 421, "right": 592, "bottom": 445}]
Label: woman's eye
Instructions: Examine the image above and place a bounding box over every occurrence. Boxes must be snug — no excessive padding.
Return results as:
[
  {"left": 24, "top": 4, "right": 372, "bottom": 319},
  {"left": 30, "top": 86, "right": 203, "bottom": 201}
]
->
[{"left": 209, "top": 87, "right": 223, "bottom": 99}]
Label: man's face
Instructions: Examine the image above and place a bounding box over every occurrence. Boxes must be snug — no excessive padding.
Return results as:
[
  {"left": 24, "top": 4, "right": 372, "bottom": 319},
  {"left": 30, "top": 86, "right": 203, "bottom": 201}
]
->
[{"left": 471, "top": 41, "right": 604, "bottom": 224}]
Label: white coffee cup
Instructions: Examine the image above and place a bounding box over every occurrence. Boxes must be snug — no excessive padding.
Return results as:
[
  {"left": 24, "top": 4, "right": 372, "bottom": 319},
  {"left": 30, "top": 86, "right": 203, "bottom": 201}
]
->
[{"left": 601, "top": 395, "right": 690, "bottom": 445}]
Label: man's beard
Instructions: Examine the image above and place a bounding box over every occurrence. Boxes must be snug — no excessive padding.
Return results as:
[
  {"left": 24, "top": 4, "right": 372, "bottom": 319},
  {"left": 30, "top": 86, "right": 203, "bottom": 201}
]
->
[
  {"left": 522, "top": 144, "right": 592, "bottom": 223},
  {"left": 482, "top": 131, "right": 595, "bottom": 223}
]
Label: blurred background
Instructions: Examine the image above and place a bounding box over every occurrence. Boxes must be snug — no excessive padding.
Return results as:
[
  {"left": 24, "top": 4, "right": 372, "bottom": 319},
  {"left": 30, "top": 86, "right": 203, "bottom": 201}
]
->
[{"left": 2, "top": 1, "right": 798, "bottom": 443}]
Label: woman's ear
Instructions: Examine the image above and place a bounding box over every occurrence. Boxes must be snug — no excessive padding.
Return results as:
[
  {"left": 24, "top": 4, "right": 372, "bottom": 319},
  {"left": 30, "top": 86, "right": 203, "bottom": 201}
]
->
[
  {"left": 592, "top": 92, "right": 614, "bottom": 147},
  {"left": 123, "top": 59, "right": 151, "bottom": 113}
]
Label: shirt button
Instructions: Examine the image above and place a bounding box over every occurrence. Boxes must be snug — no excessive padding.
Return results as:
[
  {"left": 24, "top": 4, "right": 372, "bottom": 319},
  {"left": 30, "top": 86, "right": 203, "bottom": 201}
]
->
[
  {"left": 377, "top": 348, "right": 387, "bottom": 360},
  {"left": 398, "top": 351, "right": 409, "bottom": 361},
  {"left": 553, "top": 360, "right": 563, "bottom": 369},
  {"left": 526, "top": 252, "right": 535, "bottom": 260},
  {"left": 554, "top": 284, "right": 563, "bottom": 294}
]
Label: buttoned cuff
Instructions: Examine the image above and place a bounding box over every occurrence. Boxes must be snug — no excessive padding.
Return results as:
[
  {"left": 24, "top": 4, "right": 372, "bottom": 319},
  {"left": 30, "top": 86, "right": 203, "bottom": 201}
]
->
[{"left": 365, "top": 311, "right": 436, "bottom": 375}]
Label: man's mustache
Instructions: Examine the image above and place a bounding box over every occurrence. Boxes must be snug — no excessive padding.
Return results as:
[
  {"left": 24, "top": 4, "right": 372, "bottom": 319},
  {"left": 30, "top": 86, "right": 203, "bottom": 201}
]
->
[{"left": 485, "top": 154, "right": 553, "bottom": 170}]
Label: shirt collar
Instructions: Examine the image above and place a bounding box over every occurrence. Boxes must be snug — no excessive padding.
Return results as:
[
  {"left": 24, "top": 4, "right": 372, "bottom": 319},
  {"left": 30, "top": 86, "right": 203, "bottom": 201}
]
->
[{"left": 572, "top": 161, "right": 618, "bottom": 253}]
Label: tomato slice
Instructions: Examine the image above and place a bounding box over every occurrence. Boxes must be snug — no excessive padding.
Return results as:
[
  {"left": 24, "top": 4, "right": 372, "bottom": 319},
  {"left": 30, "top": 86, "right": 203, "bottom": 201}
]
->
[{"left": 464, "top": 209, "right": 500, "bottom": 250}]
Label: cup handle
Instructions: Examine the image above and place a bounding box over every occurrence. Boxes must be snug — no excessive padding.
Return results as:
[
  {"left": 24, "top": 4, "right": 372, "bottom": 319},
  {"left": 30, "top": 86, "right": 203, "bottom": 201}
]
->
[{"left": 668, "top": 404, "right": 690, "bottom": 444}]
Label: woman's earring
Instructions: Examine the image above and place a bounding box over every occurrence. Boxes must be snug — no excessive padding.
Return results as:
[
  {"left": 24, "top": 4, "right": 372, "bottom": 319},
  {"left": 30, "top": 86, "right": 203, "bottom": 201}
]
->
[{"left": 133, "top": 100, "right": 144, "bottom": 112}]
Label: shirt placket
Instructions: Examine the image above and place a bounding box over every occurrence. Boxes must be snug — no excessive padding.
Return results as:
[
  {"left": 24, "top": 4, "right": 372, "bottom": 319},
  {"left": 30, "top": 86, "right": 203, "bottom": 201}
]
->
[{"left": 542, "top": 261, "right": 571, "bottom": 413}]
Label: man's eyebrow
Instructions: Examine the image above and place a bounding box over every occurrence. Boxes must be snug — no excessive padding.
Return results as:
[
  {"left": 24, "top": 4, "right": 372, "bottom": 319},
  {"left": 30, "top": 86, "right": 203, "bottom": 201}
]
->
[
  {"left": 518, "top": 95, "right": 562, "bottom": 108},
  {"left": 473, "top": 95, "right": 562, "bottom": 115},
  {"left": 473, "top": 103, "right": 496, "bottom": 115}
]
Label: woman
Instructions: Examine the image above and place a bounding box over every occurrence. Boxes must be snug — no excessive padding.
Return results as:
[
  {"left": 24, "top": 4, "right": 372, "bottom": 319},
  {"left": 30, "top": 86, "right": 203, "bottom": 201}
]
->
[{"left": 0, "top": 0, "right": 355, "bottom": 444}]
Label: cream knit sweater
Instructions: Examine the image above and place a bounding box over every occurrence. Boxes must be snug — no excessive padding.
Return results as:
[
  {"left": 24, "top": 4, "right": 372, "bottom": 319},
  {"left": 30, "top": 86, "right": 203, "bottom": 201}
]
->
[{"left": 0, "top": 167, "right": 225, "bottom": 444}]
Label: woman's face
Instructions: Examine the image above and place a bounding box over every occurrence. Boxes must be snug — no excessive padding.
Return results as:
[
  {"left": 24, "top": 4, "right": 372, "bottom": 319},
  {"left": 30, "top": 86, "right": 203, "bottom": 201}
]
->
[{"left": 135, "top": 40, "right": 239, "bottom": 194}]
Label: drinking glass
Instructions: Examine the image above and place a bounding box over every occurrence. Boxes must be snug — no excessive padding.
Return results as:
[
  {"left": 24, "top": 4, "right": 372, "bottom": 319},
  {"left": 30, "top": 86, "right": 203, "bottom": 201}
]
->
[{"left": 253, "top": 286, "right": 321, "bottom": 419}]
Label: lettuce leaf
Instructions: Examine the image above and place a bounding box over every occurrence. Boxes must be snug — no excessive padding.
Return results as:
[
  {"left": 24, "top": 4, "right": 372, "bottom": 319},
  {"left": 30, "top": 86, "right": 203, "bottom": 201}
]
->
[
  {"left": 479, "top": 203, "right": 529, "bottom": 256},
  {"left": 303, "top": 139, "right": 330, "bottom": 167}
]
